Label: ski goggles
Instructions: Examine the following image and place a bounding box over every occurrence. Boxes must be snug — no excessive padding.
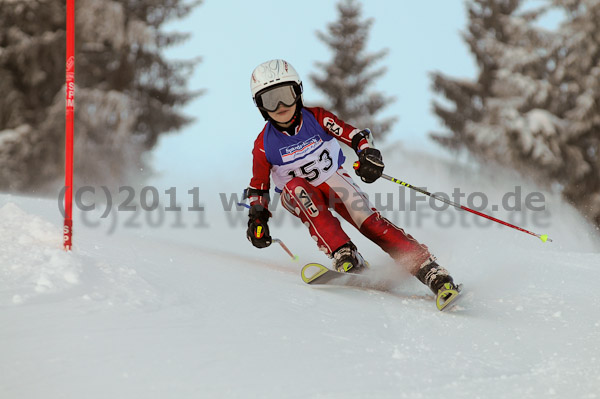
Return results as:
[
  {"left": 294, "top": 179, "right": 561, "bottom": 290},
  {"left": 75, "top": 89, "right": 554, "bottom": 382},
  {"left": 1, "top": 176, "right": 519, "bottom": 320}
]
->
[{"left": 256, "top": 83, "right": 301, "bottom": 112}]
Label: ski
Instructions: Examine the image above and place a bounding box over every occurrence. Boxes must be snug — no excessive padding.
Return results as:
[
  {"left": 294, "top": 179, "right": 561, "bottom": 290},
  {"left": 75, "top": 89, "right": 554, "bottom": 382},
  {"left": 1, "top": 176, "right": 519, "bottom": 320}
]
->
[
  {"left": 301, "top": 263, "right": 463, "bottom": 312},
  {"left": 300, "top": 263, "right": 400, "bottom": 292},
  {"left": 301, "top": 263, "right": 371, "bottom": 287},
  {"left": 435, "top": 282, "right": 463, "bottom": 311}
]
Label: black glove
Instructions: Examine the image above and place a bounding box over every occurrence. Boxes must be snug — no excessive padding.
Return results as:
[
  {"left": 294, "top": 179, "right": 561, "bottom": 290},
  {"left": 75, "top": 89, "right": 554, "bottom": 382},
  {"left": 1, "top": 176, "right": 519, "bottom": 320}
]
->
[
  {"left": 246, "top": 205, "right": 272, "bottom": 248},
  {"left": 354, "top": 148, "right": 384, "bottom": 183}
]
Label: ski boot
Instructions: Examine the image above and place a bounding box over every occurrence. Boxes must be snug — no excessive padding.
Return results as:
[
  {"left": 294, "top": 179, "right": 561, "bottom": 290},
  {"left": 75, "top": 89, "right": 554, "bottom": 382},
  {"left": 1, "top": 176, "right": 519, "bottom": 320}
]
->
[
  {"left": 331, "top": 242, "right": 368, "bottom": 274},
  {"left": 416, "top": 260, "right": 462, "bottom": 311}
]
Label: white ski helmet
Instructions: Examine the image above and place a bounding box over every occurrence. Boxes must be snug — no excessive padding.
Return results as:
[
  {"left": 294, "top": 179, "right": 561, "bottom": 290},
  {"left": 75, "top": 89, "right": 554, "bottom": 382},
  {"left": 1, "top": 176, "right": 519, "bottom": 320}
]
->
[{"left": 250, "top": 59, "right": 303, "bottom": 119}]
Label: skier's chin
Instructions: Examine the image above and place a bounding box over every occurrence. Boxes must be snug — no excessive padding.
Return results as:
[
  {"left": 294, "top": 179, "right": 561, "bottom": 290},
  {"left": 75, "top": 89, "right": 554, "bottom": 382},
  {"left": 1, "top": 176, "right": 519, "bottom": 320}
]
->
[{"left": 269, "top": 106, "right": 295, "bottom": 124}]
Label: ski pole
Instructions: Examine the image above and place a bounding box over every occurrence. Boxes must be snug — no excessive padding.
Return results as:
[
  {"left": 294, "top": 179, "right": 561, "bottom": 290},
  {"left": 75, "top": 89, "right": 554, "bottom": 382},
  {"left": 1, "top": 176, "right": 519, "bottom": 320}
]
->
[
  {"left": 357, "top": 167, "right": 552, "bottom": 242},
  {"left": 273, "top": 239, "right": 299, "bottom": 261},
  {"left": 237, "top": 201, "right": 300, "bottom": 259}
]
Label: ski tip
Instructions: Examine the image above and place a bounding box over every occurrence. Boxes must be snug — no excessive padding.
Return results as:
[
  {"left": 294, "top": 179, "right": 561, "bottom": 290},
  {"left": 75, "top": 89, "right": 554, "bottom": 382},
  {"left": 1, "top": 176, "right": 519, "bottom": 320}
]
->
[
  {"left": 436, "top": 283, "right": 463, "bottom": 311},
  {"left": 301, "top": 263, "right": 329, "bottom": 284}
]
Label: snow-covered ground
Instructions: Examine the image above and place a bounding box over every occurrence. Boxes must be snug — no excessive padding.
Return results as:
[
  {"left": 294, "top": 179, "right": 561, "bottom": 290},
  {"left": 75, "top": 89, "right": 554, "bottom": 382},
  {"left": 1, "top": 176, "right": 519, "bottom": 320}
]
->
[{"left": 1, "top": 146, "right": 599, "bottom": 398}]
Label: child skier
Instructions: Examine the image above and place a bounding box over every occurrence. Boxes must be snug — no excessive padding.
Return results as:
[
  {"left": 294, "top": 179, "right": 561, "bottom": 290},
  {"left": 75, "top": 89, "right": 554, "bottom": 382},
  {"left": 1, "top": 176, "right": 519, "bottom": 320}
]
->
[{"left": 245, "top": 59, "right": 459, "bottom": 300}]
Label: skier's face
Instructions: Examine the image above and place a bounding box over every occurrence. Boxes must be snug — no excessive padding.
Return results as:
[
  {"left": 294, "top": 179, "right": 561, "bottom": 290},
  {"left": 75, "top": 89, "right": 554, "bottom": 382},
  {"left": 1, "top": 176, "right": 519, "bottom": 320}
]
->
[{"left": 267, "top": 103, "right": 297, "bottom": 126}]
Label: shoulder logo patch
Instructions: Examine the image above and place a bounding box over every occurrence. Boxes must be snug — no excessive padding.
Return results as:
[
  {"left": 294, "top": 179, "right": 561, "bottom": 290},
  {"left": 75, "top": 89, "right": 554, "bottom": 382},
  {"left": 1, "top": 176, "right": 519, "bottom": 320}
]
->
[{"left": 324, "top": 117, "right": 342, "bottom": 136}]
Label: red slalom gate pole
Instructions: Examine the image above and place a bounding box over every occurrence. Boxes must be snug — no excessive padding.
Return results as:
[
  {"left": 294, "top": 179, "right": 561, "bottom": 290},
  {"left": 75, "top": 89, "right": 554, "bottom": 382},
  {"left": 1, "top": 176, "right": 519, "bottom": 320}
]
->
[{"left": 63, "top": 0, "right": 75, "bottom": 250}]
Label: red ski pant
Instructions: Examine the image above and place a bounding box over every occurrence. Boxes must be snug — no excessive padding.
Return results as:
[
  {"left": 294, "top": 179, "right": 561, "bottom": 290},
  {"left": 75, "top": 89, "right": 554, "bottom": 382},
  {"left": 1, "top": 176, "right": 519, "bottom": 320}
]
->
[{"left": 280, "top": 169, "right": 433, "bottom": 275}]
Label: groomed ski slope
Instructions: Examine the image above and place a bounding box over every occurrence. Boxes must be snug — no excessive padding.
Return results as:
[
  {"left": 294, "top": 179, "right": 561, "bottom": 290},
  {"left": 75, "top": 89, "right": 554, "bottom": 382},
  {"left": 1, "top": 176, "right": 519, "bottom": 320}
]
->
[{"left": 1, "top": 146, "right": 599, "bottom": 399}]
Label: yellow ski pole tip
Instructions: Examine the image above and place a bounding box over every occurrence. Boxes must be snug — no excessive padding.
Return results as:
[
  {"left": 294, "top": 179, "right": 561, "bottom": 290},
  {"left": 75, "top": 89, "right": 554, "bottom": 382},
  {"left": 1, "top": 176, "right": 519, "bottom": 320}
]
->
[{"left": 540, "top": 234, "right": 549, "bottom": 243}]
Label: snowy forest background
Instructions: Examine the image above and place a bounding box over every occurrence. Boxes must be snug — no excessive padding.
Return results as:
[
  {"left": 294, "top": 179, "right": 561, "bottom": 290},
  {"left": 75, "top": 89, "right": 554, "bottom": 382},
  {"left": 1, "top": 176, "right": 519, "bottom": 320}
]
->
[
  {"left": 0, "top": 0, "right": 200, "bottom": 190},
  {"left": 1, "top": 0, "right": 599, "bottom": 232}
]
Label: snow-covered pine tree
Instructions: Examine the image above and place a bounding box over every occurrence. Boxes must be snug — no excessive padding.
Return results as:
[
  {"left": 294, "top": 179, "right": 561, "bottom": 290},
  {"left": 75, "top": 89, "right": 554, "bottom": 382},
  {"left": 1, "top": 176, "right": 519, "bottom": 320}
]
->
[
  {"left": 310, "top": 0, "right": 395, "bottom": 140},
  {"left": 0, "top": 0, "right": 66, "bottom": 190},
  {"left": 0, "top": 0, "right": 201, "bottom": 192},
  {"left": 430, "top": 0, "right": 600, "bottom": 229},
  {"left": 429, "top": 0, "right": 518, "bottom": 151},
  {"left": 431, "top": 0, "right": 559, "bottom": 162},
  {"left": 551, "top": 0, "right": 600, "bottom": 227}
]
